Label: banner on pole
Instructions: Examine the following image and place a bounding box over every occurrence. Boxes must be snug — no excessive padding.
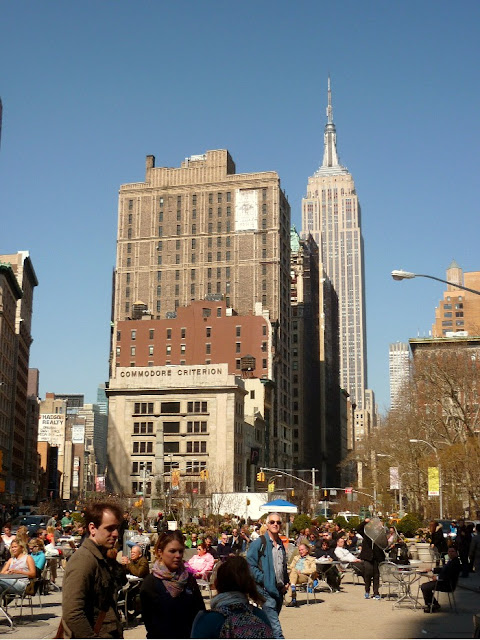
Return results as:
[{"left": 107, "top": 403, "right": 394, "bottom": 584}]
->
[
  {"left": 389, "top": 467, "right": 399, "bottom": 490},
  {"left": 428, "top": 467, "right": 440, "bottom": 496}
]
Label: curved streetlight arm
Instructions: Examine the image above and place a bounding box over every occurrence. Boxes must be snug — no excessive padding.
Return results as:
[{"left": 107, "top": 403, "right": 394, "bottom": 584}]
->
[{"left": 392, "top": 270, "right": 480, "bottom": 296}]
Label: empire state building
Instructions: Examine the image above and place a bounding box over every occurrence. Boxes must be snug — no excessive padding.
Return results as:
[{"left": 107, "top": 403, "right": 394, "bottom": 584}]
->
[{"left": 302, "top": 78, "right": 367, "bottom": 409}]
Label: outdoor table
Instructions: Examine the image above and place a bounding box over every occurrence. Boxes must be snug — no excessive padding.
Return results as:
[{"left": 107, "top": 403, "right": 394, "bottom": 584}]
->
[
  {"left": 0, "top": 573, "right": 28, "bottom": 628},
  {"left": 315, "top": 559, "right": 342, "bottom": 593},
  {"left": 392, "top": 565, "right": 422, "bottom": 609}
]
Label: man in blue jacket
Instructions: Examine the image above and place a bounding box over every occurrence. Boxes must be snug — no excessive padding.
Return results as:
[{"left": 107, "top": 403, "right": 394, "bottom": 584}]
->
[{"left": 247, "top": 513, "right": 289, "bottom": 638}]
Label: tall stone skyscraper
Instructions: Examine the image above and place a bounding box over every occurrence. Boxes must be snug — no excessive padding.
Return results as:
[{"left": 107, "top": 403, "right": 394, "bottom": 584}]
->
[{"left": 302, "top": 78, "right": 367, "bottom": 408}]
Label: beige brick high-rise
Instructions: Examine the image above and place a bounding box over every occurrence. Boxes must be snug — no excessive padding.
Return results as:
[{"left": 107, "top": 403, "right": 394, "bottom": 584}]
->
[
  {"left": 301, "top": 79, "right": 367, "bottom": 409},
  {"left": 112, "top": 150, "right": 292, "bottom": 469}
]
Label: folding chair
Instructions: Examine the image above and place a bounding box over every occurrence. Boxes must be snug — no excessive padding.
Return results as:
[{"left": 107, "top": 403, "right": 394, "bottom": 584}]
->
[
  {"left": 430, "top": 577, "right": 458, "bottom": 613},
  {"left": 379, "top": 561, "right": 403, "bottom": 600}
]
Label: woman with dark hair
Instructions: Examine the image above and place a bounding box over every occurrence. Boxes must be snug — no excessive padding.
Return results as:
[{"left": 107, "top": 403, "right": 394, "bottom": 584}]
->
[
  {"left": 191, "top": 555, "right": 273, "bottom": 638},
  {"left": 428, "top": 520, "right": 447, "bottom": 562},
  {"left": 140, "top": 530, "right": 205, "bottom": 639}
]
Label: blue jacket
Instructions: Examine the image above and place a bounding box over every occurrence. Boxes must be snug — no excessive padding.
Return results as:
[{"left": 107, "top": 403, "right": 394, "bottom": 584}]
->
[{"left": 247, "top": 535, "right": 287, "bottom": 599}]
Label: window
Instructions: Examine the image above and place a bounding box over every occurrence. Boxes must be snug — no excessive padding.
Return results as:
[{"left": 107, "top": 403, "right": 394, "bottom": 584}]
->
[
  {"left": 206, "top": 343, "right": 211, "bottom": 354},
  {"left": 236, "top": 359, "right": 240, "bottom": 369},
  {"left": 116, "top": 347, "right": 120, "bottom": 356},
  {"left": 208, "top": 223, "right": 213, "bottom": 233},
  {"left": 134, "top": 402, "right": 154, "bottom": 414},
  {"left": 218, "top": 207, "right": 222, "bottom": 217},
  {"left": 159, "top": 212, "right": 163, "bottom": 222},
  {"left": 203, "top": 308, "right": 211, "bottom": 317},
  {"left": 217, "top": 307, "right": 222, "bottom": 317},
  {"left": 166, "top": 345, "right": 172, "bottom": 355},
  {"left": 192, "top": 225, "right": 196, "bottom": 235},
  {"left": 187, "top": 421, "right": 207, "bottom": 433},
  {"left": 192, "top": 194, "right": 197, "bottom": 205},
  {"left": 127, "top": 227, "right": 132, "bottom": 239},
  {"left": 163, "top": 422, "right": 180, "bottom": 433},
  {"left": 127, "top": 243, "right": 132, "bottom": 254},
  {"left": 175, "top": 254, "right": 180, "bottom": 264},
  {"left": 161, "top": 401, "right": 180, "bottom": 413},
  {"left": 186, "top": 441, "right": 207, "bottom": 453},
  {"left": 217, "top": 192, "right": 222, "bottom": 203},
  {"left": 149, "top": 345, "right": 154, "bottom": 356},
  {"left": 167, "top": 328, "right": 172, "bottom": 339},
  {"left": 191, "top": 238, "right": 196, "bottom": 248},
  {"left": 128, "top": 199, "right": 133, "bottom": 210},
  {"left": 125, "top": 287, "right": 130, "bottom": 298},
  {"left": 236, "top": 342, "right": 241, "bottom": 353},
  {"left": 157, "top": 285, "right": 161, "bottom": 296},
  {"left": 226, "top": 192, "right": 231, "bottom": 202},
  {"left": 133, "top": 441, "right": 153, "bottom": 455},
  {"left": 206, "top": 327, "right": 211, "bottom": 337},
  {"left": 250, "top": 390, "right": 255, "bottom": 399},
  {"left": 226, "top": 251, "right": 230, "bottom": 261},
  {"left": 176, "top": 239, "right": 181, "bottom": 250},
  {"left": 175, "top": 284, "right": 179, "bottom": 295},
  {"left": 187, "top": 401, "right": 208, "bottom": 413},
  {"left": 164, "top": 441, "right": 180, "bottom": 453},
  {"left": 209, "top": 193, "right": 213, "bottom": 204},
  {"left": 181, "top": 344, "right": 186, "bottom": 354},
  {"left": 133, "top": 422, "right": 154, "bottom": 434},
  {"left": 207, "top": 252, "right": 212, "bottom": 262}
]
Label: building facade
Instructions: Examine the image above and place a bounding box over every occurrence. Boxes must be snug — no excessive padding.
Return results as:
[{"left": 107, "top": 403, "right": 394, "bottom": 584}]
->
[
  {"left": 389, "top": 342, "right": 411, "bottom": 410},
  {"left": 301, "top": 79, "right": 367, "bottom": 409},
  {"left": 290, "top": 227, "right": 342, "bottom": 485},
  {"left": 0, "top": 251, "right": 38, "bottom": 501},
  {"left": 432, "top": 261, "right": 480, "bottom": 337},
  {"left": 110, "top": 149, "right": 292, "bottom": 481},
  {"left": 107, "top": 364, "right": 252, "bottom": 502}
]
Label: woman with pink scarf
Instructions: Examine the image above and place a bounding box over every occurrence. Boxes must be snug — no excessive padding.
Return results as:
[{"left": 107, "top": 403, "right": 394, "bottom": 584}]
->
[
  {"left": 185, "top": 542, "right": 215, "bottom": 579},
  {"left": 140, "top": 530, "right": 205, "bottom": 638}
]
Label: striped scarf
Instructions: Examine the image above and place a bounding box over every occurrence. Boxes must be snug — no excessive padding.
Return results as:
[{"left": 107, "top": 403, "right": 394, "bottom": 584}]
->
[{"left": 152, "top": 560, "right": 190, "bottom": 597}]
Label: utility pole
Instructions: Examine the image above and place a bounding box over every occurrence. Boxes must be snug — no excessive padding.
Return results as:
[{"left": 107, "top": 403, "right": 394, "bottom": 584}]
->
[{"left": 312, "top": 468, "right": 316, "bottom": 514}]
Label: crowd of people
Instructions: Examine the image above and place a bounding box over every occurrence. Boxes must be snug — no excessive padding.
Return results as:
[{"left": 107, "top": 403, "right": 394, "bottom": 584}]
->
[{"left": 1, "top": 504, "right": 479, "bottom": 638}]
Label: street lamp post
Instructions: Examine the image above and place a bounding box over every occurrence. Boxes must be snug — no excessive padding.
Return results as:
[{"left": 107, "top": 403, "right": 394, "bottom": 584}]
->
[
  {"left": 391, "top": 270, "right": 480, "bottom": 297},
  {"left": 409, "top": 439, "right": 443, "bottom": 519}
]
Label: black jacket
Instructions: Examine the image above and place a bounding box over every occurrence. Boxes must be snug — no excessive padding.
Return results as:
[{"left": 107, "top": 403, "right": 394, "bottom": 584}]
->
[
  {"left": 140, "top": 572, "right": 205, "bottom": 639},
  {"left": 357, "top": 521, "right": 385, "bottom": 563}
]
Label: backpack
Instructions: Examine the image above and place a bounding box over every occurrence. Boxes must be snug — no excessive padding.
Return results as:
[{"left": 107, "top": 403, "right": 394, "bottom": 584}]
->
[{"left": 217, "top": 603, "right": 273, "bottom": 639}]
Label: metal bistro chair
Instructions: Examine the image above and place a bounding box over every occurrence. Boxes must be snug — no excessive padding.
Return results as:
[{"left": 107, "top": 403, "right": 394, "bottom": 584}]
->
[
  {"left": 429, "top": 576, "right": 458, "bottom": 614},
  {"left": 379, "top": 561, "right": 403, "bottom": 600}
]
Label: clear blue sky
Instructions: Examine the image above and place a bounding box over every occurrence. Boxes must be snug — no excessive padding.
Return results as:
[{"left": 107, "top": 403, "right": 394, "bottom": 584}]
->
[{"left": 1, "top": 1, "right": 479, "bottom": 413}]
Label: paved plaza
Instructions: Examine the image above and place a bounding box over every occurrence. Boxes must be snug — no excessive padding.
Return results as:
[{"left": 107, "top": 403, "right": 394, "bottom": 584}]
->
[{"left": 0, "top": 570, "right": 478, "bottom": 639}]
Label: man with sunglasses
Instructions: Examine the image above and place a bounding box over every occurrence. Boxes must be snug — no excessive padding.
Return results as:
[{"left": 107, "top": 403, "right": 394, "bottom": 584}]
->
[{"left": 247, "top": 513, "right": 289, "bottom": 638}]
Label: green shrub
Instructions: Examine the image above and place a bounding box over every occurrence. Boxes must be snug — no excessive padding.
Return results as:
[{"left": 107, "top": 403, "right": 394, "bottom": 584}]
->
[
  {"left": 347, "top": 517, "right": 361, "bottom": 530},
  {"left": 333, "top": 516, "right": 348, "bottom": 529},
  {"left": 292, "top": 514, "right": 312, "bottom": 534},
  {"left": 396, "top": 513, "right": 424, "bottom": 537}
]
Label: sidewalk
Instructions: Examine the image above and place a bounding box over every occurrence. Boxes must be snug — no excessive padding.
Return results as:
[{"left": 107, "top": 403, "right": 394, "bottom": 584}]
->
[{"left": 0, "top": 569, "right": 478, "bottom": 638}]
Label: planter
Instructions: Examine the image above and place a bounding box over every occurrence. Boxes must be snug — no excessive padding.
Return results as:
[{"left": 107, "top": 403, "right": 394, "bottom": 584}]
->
[{"left": 415, "top": 542, "right": 434, "bottom": 563}]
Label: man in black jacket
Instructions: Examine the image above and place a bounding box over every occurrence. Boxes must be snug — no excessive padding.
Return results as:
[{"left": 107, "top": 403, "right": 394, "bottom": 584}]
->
[
  {"left": 420, "top": 546, "right": 461, "bottom": 612},
  {"left": 357, "top": 518, "right": 385, "bottom": 599}
]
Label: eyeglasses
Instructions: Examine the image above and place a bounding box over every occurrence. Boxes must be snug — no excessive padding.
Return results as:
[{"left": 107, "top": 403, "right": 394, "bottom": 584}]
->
[{"left": 268, "top": 520, "right": 281, "bottom": 525}]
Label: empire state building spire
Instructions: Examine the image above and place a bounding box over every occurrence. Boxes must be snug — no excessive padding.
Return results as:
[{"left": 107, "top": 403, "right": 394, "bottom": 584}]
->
[
  {"left": 322, "top": 76, "right": 340, "bottom": 167},
  {"left": 317, "top": 77, "right": 347, "bottom": 176}
]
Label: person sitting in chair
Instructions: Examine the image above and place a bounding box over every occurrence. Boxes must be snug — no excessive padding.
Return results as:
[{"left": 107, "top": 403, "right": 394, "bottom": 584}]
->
[
  {"left": 421, "top": 546, "right": 460, "bottom": 612},
  {"left": 121, "top": 544, "right": 149, "bottom": 578},
  {"left": 286, "top": 544, "right": 317, "bottom": 607},
  {"left": 185, "top": 543, "right": 215, "bottom": 579}
]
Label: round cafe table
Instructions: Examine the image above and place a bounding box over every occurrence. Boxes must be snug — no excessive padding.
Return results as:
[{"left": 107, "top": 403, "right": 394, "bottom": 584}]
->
[{"left": 0, "top": 573, "right": 29, "bottom": 628}]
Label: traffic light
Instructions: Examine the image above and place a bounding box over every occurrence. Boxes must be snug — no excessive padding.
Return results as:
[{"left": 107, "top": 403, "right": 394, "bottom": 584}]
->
[
  {"left": 256, "top": 471, "right": 266, "bottom": 482},
  {"left": 268, "top": 482, "right": 275, "bottom": 492},
  {"left": 323, "top": 489, "right": 329, "bottom": 499}
]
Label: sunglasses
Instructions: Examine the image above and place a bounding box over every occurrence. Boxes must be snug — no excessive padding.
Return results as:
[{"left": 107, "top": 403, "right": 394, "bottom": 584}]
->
[{"left": 268, "top": 520, "right": 282, "bottom": 525}]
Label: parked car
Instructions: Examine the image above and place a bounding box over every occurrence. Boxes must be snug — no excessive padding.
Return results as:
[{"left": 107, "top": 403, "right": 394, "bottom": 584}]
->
[
  {"left": 11, "top": 514, "right": 49, "bottom": 537},
  {"left": 336, "top": 511, "right": 359, "bottom": 523}
]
